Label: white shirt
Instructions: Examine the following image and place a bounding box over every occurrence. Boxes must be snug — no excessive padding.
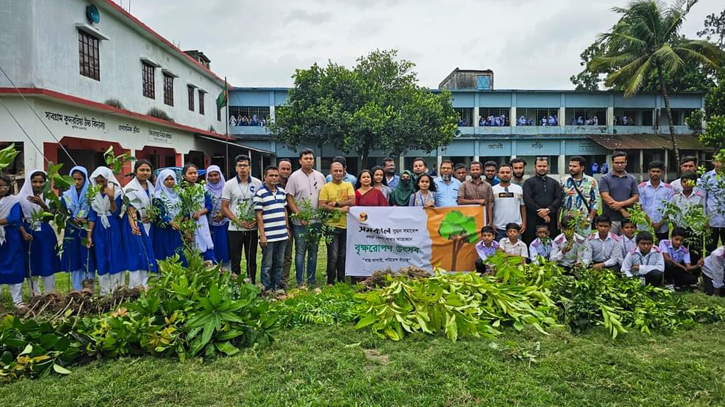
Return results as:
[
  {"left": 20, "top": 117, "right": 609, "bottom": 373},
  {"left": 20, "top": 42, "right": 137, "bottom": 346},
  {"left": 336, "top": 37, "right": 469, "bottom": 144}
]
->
[
  {"left": 587, "top": 232, "right": 623, "bottom": 267},
  {"left": 551, "top": 233, "right": 592, "bottom": 267},
  {"left": 499, "top": 238, "right": 528, "bottom": 258},
  {"left": 702, "top": 246, "right": 725, "bottom": 289},
  {"left": 221, "top": 175, "right": 263, "bottom": 232},
  {"left": 621, "top": 235, "right": 637, "bottom": 258},
  {"left": 491, "top": 183, "right": 524, "bottom": 230},
  {"left": 621, "top": 247, "right": 665, "bottom": 277}
]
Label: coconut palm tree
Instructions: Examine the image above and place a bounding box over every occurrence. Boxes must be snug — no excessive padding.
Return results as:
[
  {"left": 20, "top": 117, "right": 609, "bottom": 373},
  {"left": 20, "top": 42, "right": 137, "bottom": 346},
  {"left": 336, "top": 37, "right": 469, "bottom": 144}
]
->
[{"left": 591, "top": 0, "right": 724, "bottom": 165}]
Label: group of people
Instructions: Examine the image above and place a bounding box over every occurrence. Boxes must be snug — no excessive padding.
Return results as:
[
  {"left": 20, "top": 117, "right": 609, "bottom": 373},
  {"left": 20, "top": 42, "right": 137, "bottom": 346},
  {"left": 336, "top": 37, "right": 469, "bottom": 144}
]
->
[
  {"left": 229, "top": 114, "right": 267, "bottom": 127},
  {"left": 479, "top": 114, "right": 509, "bottom": 127},
  {"left": 471, "top": 153, "right": 725, "bottom": 295},
  {"left": 1, "top": 149, "right": 724, "bottom": 305},
  {"left": 572, "top": 116, "right": 601, "bottom": 126}
]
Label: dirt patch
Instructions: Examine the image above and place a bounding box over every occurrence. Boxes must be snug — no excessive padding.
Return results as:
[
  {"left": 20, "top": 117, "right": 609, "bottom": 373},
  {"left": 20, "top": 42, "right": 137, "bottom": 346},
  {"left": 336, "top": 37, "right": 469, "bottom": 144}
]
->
[{"left": 363, "top": 349, "right": 389, "bottom": 365}]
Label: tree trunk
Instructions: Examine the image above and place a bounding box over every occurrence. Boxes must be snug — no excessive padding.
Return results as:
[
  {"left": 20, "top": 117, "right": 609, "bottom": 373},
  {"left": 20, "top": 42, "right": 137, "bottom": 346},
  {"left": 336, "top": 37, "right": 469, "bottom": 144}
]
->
[
  {"left": 656, "top": 63, "right": 680, "bottom": 175},
  {"left": 450, "top": 237, "right": 460, "bottom": 271}
]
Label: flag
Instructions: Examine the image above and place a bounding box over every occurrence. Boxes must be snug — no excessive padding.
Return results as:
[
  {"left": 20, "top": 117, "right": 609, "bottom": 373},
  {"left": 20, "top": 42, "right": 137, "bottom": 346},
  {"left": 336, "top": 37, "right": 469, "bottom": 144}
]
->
[
  {"left": 216, "top": 89, "right": 227, "bottom": 110},
  {"left": 216, "top": 79, "right": 230, "bottom": 110}
]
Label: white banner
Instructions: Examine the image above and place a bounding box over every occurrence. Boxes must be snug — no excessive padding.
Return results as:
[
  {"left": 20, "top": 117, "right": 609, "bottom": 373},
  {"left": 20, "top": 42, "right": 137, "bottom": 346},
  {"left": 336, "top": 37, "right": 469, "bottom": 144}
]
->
[{"left": 345, "top": 206, "right": 484, "bottom": 277}]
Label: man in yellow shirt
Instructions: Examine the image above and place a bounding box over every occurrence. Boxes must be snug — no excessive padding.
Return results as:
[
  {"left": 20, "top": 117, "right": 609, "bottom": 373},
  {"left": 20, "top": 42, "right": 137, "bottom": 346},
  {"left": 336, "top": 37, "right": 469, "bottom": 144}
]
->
[{"left": 319, "top": 162, "right": 355, "bottom": 284}]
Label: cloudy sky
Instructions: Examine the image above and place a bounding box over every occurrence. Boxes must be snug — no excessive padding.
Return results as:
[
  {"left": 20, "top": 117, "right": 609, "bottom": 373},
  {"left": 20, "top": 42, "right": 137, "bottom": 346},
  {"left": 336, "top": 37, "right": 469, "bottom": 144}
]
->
[{"left": 124, "top": 0, "right": 722, "bottom": 90}]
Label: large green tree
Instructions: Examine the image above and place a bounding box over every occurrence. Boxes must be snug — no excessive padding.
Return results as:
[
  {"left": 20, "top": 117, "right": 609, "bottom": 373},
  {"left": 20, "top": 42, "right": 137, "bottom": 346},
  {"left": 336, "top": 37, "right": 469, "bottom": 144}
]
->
[
  {"left": 589, "top": 0, "right": 724, "bottom": 165},
  {"left": 270, "top": 50, "right": 458, "bottom": 164}
]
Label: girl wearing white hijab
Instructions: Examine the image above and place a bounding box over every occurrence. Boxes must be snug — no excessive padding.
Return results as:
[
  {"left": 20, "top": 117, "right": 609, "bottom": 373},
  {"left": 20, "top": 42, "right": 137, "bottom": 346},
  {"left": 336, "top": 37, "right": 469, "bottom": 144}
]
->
[
  {"left": 123, "top": 160, "right": 157, "bottom": 288},
  {"left": 60, "top": 166, "right": 95, "bottom": 291},
  {"left": 181, "top": 163, "right": 215, "bottom": 262},
  {"left": 18, "top": 170, "right": 61, "bottom": 295},
  {"left": 87, "top": 166, "right": 125, "bottom": 295},
  {"left": 152, "top": 169, "right": 185, "bottom": 265},
  {"left": 0, "top": 175, "right": 26, "bottom": 305},
  {"left": 205, "top": 165, "right": 230, "bottom": 268}
]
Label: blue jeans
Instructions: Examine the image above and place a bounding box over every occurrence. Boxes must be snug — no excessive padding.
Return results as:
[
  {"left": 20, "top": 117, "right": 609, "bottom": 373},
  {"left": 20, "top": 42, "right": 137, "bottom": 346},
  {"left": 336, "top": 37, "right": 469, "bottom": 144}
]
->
[
  {"left": 261, "top": 240, "right": 286, "bottom": 291},
  {"left": 293, "top": 224, "right": 320, "bottom": 285},
  {"left": 496, "top": 229, "right": 507, "bottom": 241}
]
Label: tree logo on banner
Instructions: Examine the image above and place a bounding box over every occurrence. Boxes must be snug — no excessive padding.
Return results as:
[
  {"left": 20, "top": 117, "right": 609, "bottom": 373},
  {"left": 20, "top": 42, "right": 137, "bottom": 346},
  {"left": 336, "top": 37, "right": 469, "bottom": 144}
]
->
[{"left": 438, "top": 210, "right": 479, "bottom": 271}]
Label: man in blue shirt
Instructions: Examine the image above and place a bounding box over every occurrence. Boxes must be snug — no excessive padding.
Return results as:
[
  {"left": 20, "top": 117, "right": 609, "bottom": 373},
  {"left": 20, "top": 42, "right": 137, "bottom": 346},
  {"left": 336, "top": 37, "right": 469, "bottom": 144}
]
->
[
  {"left": 433, "top": 160, "right": 461, "bottom": 207},
  {"left": 382, "top": 157, "right": 399, "bottom": 190},
  {"left": 325, "top": 156, "right": 357, "bottom": 185},
  {"left": 638, "top": 160, "right": 674, "bottom": 242}
]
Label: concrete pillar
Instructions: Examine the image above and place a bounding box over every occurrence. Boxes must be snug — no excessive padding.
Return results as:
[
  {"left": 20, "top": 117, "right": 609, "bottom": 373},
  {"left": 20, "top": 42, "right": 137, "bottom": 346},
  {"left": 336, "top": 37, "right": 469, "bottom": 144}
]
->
[
  {"left": 473, "top": 106, "right": 480, "bottom": 127},
  {"left": 607, "top": 107, "right": 614, "bottom": 128},
  {"left": 558, "top": 154, "right": 566, "bottom": 178},
  {"left": 399, "top": 156, "right": 405, "bottom": 173},
  {"left": 510, "top": 107, "right": 517, "bottom": 127},
  {"left": 315, "top": 156, "right": 321, "bottom": 172},
  {"left": 560, "top": 107, "right": 566, "bottom": 127},
  {"left": 269, "top": 105, "right": 276, "bottom": 123},
  {"left": 639, "top": 149, "right": 644, "bottom": 182},
  {"left": 437, "top": 155, "right": 443, "bottom": 174}
]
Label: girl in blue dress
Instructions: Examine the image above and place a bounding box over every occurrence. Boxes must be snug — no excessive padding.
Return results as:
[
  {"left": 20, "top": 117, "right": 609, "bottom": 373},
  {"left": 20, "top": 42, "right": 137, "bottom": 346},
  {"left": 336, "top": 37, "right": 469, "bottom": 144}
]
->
[
  {"left": 87, "top": 167, "right": 125, "bottom": 295},
  {"left": 18, "top": 170, "right": 61, "bottom": 295},
  {"left": 60, "top": 166, "right": 95, "bottom": 291},
  {"left": 182, "top": 163, "right": 215, "bottom": 262},
  {"left": 205, "top": 165, "right": 230, "bottom": 268},
  {"left": 152, "top": 169, "right": 185, "bottom": 265},
  {"left": 0, "top": 175, "right": 26, "bottom": 305},
  {"left": 123, "top": 160, "right": 157, "bottom": 288}
]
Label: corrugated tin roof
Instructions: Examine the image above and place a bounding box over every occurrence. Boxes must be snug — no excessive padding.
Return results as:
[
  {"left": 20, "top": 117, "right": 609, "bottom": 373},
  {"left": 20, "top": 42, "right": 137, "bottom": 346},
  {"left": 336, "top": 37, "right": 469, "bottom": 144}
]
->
[{"left": 587, "top": 134, "right": 710, "bottom": 150}]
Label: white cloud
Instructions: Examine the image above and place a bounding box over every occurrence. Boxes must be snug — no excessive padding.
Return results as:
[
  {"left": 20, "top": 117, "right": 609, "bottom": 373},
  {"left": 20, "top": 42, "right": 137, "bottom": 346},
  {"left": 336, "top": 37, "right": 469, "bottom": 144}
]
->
[{"left": 124, "top": 0, "right": 723, "bottom": 89}]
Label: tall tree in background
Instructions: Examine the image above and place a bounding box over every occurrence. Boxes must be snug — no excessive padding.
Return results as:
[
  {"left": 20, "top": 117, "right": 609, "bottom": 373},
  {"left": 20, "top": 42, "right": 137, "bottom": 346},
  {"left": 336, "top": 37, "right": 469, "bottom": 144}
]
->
[
  {"left": 271, "top": 50, "right": 458, "bottom": 165},
  {"left": 590, "top": 0, "right": 723, "bottom": 165}
]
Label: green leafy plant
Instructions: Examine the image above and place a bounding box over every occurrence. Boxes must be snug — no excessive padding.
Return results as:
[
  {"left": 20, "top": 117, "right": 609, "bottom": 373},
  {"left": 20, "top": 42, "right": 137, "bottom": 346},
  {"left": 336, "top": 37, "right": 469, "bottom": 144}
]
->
[
  {"left": 438, "top": 210, "right": 478, "bottom": 271},
  {"left": 627, "top": 203, "right": 656, "bottom": 243},
  {"left": 103, "top": 146, "right": 136, "bottom": 175},
  {"left": 270, "top": 285, "right": 359, "bottom": 328},
  {"left": 290, "top": 197, "right": 342, "bottom": 244},
  {"left": 0, "top": 143, "right": 20, "bottom": 171},
  {"left": 234, "top": 199, "right": 256, "bottom": 225}
]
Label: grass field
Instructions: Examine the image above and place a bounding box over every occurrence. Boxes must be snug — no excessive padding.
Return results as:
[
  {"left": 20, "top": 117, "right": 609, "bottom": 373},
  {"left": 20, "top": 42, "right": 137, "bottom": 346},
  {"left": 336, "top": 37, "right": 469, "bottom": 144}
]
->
[{"left": 4, "top": 245, "right": 725, "bottom": 406}]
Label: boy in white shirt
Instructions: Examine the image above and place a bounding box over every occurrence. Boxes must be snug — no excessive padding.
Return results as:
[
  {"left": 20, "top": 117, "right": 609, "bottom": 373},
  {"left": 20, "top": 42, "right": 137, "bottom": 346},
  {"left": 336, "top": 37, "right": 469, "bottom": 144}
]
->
[
  {"left": 621, "top": 231, "right": 665, "bottom": 286},
  {"left": 620, "top": 219, "right": 637, "bottom": 258},
  {"left": 528, "top": 224, "right": 552, "bottom": 264},
  {"left": 551, "top": 215, "right": 592, "bottom": 270},
  {"left": 498, "top": 223, "right": 528, "bottom": 263}
]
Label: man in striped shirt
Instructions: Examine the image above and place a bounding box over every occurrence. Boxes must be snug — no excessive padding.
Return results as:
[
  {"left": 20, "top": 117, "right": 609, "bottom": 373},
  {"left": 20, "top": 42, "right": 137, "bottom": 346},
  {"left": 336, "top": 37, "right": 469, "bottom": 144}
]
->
[{"left": 254, "top": 165, "right": 289, "bottom": 291}]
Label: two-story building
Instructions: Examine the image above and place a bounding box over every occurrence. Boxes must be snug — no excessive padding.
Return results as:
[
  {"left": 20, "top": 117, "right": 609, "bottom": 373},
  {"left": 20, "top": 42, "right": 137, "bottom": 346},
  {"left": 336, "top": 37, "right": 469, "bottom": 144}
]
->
[
  {"left": 0, "top": 0, "right": 271, "bottom": 181},
  {"left": 230, "top": 69, "right": 709, "bottom": 180}
]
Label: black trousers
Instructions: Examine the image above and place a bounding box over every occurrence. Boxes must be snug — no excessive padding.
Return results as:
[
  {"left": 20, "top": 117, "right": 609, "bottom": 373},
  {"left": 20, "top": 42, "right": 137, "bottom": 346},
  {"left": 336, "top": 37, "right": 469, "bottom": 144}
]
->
[
  {"left": 228, "top": 230, "right": 258, "bottom": 284},
  {"left": 707, "top": 227, "right": 725, "bottom": 255},
  {"left": 643, "top": 270, "right": 664, "bottom": 287},
  {"left": 326, "top": 228, "right": 347, "bottom": 284},
  {"left": 664, "top": 260, "right": 699, "bottom": 287},
  {"left": 524, "top": 211, "right": 559, "bottom": 245},
  {"left": 703, "top": 273, "right": 725, "bottom": 296}
]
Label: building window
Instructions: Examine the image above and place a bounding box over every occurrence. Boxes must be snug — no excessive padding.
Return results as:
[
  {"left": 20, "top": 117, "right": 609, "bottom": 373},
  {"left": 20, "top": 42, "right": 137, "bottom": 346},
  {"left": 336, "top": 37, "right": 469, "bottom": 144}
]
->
[
  {"left": 142, "top": 62, "right": 155, "bottom": 99},
  {"left": 454, "top": 108, "right": 473, "bottom": 127},
  {"left": 217, "top": 107, "right": 222, "bottom": 122},
  {"left": 518, "top": 108, "right": 560, "bottom": 126},
  {"left": 565, "top": 108, "right": 606, "bottom": 126},
  {"left": 479, "top": 108, "right": 510, "bottom": 126},
  {"left": 163, "top": 74, "right": 174, "bottom": 106},
  {"left": 188, "top": 86, "right": 195, "bottom": 111},
  {"left": 198, "top": 91, "right": 205, "bottom": 115},
  {"left": 78, "top": 31, "right": 100, "bottom": 81},
  {"left": 229, "top": 106, "right": 271, "bottom": 126},
  {"left": 476, "top": 75, "right": 491, "bottom": 90}
]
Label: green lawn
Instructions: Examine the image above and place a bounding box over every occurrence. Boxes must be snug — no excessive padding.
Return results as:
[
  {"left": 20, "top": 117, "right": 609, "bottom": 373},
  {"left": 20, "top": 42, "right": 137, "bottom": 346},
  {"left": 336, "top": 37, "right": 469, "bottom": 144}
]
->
[
  {"left": 2, "top": 312, "right": 725, "bottom": 407},
  {"left": 5, "top": 245, "right": 725, "bottom": 406}
]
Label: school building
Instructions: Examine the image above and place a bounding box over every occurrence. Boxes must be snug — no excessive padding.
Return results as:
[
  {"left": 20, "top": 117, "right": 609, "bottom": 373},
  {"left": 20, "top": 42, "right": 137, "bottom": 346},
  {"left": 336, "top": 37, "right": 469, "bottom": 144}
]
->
[
  {"left": 0, "top": 0, "right": 272, "bottom": 183},
  {"left": 230, "top": 68, "right": 710, "bottom": 180}
]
